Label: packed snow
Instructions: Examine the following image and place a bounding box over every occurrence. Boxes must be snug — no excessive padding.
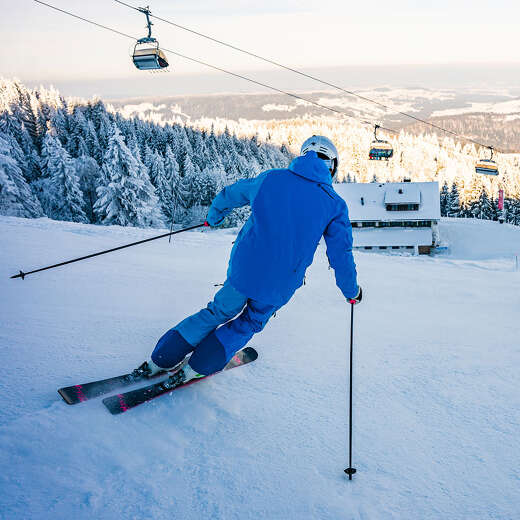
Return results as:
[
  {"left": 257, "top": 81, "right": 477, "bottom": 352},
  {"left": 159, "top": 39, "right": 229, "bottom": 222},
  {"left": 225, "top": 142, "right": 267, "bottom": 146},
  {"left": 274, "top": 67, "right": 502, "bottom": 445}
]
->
[{"left": 1, "top": 216, "right": 519, "bottom": 519}]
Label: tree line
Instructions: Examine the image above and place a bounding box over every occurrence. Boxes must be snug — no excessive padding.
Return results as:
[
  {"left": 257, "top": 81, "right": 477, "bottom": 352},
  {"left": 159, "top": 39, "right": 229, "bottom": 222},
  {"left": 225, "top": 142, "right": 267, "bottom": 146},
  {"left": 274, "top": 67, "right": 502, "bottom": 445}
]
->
[
  {"left": 209, "top": 116, "right": 520, "bottom": 226},
  {"left": 1, "top": 79, "right": 519, "bottom": 228},
  {"left": 0, "top": 79, "right": 292, "bottom": 227}
]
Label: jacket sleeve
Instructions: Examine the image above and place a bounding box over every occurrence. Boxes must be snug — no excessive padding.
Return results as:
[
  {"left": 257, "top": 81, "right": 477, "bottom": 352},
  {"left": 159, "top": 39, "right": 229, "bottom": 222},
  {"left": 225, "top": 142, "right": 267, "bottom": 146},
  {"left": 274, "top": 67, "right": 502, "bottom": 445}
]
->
[
  {"left": 323, "top": 202, "right": 359, "bottom": 300},
  {"left": 207, "top": 174, "right": 266, "bottom": 226}
]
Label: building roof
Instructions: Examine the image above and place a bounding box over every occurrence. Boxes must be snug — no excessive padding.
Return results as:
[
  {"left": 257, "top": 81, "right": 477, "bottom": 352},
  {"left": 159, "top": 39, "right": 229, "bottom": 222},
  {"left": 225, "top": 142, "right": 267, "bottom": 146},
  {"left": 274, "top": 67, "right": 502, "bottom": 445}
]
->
[
  {"left": 352, "top": 228, "right": 433, "bottom": 247},
  {"left": 384, "top": 184, "right": 421, "bottom": 204},
  {"left": 334, "top": 181, "right": 441, "bottom": 221}
]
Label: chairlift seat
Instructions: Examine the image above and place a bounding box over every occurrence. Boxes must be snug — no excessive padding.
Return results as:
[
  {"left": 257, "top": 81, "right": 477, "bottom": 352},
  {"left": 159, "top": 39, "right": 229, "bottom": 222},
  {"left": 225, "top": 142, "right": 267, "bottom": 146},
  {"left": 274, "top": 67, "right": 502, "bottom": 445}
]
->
[
  {"left": 475, "top": 159, "right": 499, "bottom": 176},
  {"left": 369, "top": 141, "right": 394, "bottom": 160},
  {"left": 132, "top": 43, "right": 168, "bottom": 70}
]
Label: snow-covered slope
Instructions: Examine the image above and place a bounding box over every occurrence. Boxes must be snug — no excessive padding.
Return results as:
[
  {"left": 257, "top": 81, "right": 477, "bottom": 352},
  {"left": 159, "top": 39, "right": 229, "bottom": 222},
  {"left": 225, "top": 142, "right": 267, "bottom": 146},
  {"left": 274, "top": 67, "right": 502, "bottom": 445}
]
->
[{"left": 1, "top": 216, "right": 519, "bottom": 519}]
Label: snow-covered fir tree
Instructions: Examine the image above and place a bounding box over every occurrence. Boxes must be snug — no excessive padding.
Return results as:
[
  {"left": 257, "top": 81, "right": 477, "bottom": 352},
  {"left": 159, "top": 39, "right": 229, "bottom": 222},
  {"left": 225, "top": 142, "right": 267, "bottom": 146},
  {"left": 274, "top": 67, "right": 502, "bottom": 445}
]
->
[
  {"left": 157, "top": 145, "right": 180, "bottom": 223},
  {"left": 76, "top": 153, "right": 102, "bottom": 223},
  {"left": 0, "top": 134, "right": 42, "bottom": 217},
  {"left": 440, "top": 182, "right": 449, "bottom": 216},
  {"left": 94, "top": 125, "right": 163, "bottom": 227},
  {"left": 39, "top": 127, "right": 87, "bottom": 222},
  {"left": 448, "top": 183, "right": 460, "bottom": 217}
]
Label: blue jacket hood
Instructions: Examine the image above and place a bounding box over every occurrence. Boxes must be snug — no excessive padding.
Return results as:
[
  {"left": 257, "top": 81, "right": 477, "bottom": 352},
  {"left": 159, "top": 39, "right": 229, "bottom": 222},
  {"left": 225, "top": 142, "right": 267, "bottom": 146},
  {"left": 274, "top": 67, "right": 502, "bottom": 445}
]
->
[{"left": 288, "top": 151, "right": 333, "bottom": 186}]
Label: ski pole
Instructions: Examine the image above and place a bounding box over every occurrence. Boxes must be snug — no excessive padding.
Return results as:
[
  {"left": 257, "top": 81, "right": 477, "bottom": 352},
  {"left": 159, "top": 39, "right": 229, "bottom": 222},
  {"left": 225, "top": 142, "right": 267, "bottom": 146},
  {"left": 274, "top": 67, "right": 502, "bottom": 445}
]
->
[
  {"left": 344, "top": 303, "right": 357, "bottom": 480},
  {"left": 10, "top": 222, "right": 209, "bottom": 280}
]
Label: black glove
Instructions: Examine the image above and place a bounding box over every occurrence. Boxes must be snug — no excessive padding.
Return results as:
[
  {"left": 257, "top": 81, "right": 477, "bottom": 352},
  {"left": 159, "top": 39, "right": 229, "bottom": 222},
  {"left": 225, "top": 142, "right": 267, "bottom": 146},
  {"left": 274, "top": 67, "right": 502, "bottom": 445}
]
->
[{"left": 347, "top": 286, "right": 362, "bottom": 305}]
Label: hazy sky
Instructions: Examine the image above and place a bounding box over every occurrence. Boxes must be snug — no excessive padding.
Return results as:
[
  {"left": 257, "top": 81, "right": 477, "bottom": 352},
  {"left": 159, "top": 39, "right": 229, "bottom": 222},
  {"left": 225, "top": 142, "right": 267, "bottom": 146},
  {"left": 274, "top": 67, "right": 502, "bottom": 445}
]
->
[{"left": 1, "top": 0, "right": 519, "bottom": 93}]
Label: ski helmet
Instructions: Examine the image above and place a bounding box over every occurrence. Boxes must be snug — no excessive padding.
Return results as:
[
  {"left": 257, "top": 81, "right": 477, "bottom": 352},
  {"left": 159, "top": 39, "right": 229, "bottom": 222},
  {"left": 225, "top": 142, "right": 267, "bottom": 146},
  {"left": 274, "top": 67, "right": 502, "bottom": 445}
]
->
[{"left": 300, "top": 135, "right": 339, "bottom": 177}]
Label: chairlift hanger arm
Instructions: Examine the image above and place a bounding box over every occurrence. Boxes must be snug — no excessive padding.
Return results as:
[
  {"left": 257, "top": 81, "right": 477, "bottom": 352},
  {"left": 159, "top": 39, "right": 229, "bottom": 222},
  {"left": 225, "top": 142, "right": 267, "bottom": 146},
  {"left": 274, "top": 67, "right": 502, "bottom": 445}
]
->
[{"left": 137, "top": 5, "right": 153, "bottom": 39}]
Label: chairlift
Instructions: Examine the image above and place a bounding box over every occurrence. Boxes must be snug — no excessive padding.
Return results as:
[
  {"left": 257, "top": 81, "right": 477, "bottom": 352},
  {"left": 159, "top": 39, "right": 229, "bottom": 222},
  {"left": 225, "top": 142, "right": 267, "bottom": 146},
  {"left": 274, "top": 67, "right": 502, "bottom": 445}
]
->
[
  {"left": 132, "top": 6, "right": 169, "bottom": 71},
  {"left": 369, "top": 125, "right": 393, "bottom": 160},
  {"left": 475, "top": 147, "right": 499, "bottom": 176}
]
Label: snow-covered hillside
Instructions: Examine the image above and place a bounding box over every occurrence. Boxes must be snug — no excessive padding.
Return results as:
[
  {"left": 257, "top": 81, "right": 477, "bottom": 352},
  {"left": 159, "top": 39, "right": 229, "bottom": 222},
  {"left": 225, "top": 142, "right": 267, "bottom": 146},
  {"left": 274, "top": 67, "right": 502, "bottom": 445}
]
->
[{"left": 1, "top": 216, "right": 519, "bottom": 519}]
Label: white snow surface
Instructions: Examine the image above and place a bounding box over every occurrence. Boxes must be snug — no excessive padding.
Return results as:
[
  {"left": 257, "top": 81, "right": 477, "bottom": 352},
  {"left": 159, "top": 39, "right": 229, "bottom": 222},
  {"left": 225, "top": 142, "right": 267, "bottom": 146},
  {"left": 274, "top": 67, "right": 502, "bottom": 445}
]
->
[{"left": 1, "top": 216, "right": 519, "bottom": 520}]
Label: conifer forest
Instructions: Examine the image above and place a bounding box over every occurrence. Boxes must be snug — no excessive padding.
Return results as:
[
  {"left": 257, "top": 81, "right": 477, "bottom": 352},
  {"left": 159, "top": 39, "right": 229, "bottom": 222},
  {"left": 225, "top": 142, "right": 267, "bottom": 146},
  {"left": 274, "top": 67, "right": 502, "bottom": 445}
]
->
[{"left": 1, "top": 79, "right": 519, "bottom": 227}]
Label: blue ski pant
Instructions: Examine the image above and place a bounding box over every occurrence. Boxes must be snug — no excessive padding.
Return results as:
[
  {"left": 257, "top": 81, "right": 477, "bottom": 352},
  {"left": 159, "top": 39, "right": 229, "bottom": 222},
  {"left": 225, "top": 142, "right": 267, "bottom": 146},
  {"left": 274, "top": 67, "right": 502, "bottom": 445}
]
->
[{"left": 151, "top": 281, "right": 277, "bottom": 375}]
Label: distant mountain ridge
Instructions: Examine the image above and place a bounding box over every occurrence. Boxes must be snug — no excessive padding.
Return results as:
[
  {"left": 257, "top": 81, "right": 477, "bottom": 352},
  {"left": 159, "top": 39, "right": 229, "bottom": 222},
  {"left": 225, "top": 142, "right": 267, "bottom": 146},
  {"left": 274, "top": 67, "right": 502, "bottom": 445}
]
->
[{"left": 109, "top": 87, "right": 520, "bottom": 151}]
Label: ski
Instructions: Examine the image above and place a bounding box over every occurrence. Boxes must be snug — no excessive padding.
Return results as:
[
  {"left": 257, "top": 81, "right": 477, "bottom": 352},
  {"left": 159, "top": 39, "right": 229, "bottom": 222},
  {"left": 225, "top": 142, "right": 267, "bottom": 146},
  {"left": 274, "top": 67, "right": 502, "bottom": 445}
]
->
[
  {"left": 57, "top": 359, "right": 185, "bottom": 405},
  {"left": 103, "top": 347, "right": 258, "bottom": 415}
]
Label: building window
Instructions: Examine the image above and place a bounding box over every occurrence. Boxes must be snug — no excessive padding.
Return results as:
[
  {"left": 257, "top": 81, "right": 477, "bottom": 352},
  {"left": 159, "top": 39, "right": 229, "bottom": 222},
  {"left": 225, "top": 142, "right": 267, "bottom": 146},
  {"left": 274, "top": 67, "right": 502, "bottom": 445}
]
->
[{"left": 385, "top": 204, "right": 420, "bottom": 211}]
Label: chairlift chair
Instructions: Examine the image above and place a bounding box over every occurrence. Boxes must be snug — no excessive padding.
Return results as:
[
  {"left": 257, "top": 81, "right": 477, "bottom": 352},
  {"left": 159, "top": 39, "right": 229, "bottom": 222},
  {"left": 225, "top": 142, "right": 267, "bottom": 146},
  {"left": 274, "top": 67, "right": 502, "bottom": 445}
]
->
[
  {"left": 133, "top": 40, "right": 169, "bottom": 70},
  {"left": 131, "top": 7, "right": 169, "bottom": 71},
  {"left": 369, "top": 125, "right": 393, "bottom": 160},
  {"left": 475, "top": 147, "right": 499, "bottom": 176}
]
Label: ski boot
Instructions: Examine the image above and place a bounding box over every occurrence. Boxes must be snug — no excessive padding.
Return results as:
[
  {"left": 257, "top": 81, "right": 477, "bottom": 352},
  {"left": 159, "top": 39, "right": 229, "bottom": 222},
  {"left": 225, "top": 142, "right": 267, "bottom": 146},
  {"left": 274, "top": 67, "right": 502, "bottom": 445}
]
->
[
  {"left": 161, "top": 364, "right": 205, "bottom": 390},
  {"left": 133, "top": 358, "right": 181, "bottom": 379}
]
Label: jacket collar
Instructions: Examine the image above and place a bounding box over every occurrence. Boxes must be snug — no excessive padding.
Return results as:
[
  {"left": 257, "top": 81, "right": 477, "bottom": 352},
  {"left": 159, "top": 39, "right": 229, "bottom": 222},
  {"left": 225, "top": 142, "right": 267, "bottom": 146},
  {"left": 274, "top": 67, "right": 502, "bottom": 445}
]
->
[{"left": 288, "top": 151, "right": 333, "bottom": 185}]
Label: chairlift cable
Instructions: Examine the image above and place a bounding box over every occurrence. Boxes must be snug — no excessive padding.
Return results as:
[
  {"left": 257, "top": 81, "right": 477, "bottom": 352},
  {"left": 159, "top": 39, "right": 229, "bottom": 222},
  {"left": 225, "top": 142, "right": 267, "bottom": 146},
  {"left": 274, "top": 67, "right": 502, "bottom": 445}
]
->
[{"left": 113, "top": 0, "right": 500, "bottom": 153}]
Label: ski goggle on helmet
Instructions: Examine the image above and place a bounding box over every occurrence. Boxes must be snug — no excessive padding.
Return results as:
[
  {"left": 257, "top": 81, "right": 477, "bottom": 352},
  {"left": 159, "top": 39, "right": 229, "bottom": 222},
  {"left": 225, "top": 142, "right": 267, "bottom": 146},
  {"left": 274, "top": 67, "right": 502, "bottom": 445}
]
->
[{"left": 300, "top": 135, "right": 339, "bottom": 178}]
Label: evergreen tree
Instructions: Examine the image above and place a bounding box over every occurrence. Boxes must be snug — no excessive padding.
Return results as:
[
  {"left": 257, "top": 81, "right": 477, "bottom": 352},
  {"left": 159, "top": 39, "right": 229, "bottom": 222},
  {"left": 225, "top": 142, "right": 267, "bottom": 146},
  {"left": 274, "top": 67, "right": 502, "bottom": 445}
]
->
[
  {"left": 76, "top": 154, "right": 102, "bottom": 223},
  {"left": 148, "top": 150, "right": 166, "bottom": 188},
  {"left": 474, "top": 190, "right": 492, "bottom": 220},
  {"left": 0, "top": 135, "right": 43, "bottom": 217},
  {"left": 179, "top": 154, "right": 198, "bottom": 210},
  {"left": 440, "top": 182, "right": 449, "bottom": 216},
  {"left": 85, "top": 120, "right": 102, "bottom": 164},
  {"left": 67, "top": 109, "right": 89, "bottom": 158},
  {"left": 41, "top": 130, "right": 87, "bottom": 222},
  {"left": 158, "top": 146, "right": 180, "bottom": 222},
  {"left": 94, "top": 125, "right": 163, "bottom": 227},
  {"left": 19, "top": 123, "right": 40, "bottom": 181},
  {"left": 448, "top": 183, "right": 460, "bottom": 217}
]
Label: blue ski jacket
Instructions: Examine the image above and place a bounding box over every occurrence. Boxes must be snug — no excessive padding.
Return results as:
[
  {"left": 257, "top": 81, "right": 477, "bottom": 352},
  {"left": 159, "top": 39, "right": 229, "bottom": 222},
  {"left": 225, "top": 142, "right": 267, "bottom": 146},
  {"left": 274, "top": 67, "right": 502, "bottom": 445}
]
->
[{"left": 207, "top": 151, "right": 359, "bottom": 306}]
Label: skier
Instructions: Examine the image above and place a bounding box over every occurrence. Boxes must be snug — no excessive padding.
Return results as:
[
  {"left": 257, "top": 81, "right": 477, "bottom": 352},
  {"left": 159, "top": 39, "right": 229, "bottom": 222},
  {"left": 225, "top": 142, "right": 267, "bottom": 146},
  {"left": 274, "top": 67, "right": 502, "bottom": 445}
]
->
[{"left": 139, "top": 135, "right": 362, "bottom": 383}]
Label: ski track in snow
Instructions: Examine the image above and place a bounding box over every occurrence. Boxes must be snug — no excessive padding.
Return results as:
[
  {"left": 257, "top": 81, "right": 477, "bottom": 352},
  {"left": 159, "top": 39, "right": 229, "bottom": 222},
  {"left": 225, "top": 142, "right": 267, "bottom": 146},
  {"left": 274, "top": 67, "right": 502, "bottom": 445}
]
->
[{"left": 0, "top": 216, "right": 519, "bottom": 519}]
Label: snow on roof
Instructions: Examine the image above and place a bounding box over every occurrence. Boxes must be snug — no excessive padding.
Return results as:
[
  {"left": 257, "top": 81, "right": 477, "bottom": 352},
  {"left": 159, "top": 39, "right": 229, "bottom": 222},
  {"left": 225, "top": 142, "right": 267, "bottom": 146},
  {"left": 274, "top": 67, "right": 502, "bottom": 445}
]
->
[
  {"left": 384, "top": 184, "right": 421, "bottom": 204},
  {"left": 334, "top": 182, "right": 440, "bottom": 221},
  {"left": 352, "top": 228, "right": 433, "bottom": 247}
]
